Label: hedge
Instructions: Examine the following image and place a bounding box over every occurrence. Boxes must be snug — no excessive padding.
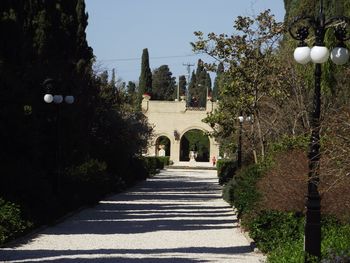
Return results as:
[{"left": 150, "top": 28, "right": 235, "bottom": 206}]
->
[
  {"left": 216, "top": 159, "right": 237, "bottom": 185},
  {"left": 0, "top": 198, "right": 32, "bottom": 245}
]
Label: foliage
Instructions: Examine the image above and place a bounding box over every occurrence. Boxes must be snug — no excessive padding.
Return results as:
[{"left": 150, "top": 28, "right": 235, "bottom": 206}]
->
[
  {"left": 0, "top": 1, "right": 154, "bottom": 237},
  {"left": 178, "top": 75, "right": 187, "bottom": 96},
  {"left": 143, "top": 156, "right": 166, "bottom": 175},
  {"left": 269, "top": 134, "right": 309, "bottom": 153},
  {"left": 66, "top": 159, "right": 112, "bottom": 203},
  {"left": 138, "top": 48, "right": 152, "bottom": 101},
  {"left": 0, "top": 198, "right": 32, "bottom": 245},
  {"left": 157, "top": 156, "right": 170, "bottom": 166},
  {"left": 212, "top": 62, "right": 224, "bottom": 101},
  {"left": 188, "top": 59, "right": 211, "bottom": 107},
  {"left": 223, "top": 163, "right": 265, "bottom": 215},
  {"left": 152, "top": 65, "right": 176, "bottom": 100},
  {"left": 247, "top": 210, "right": 304, "bottom": 253},
  {"left": 223, "top": 135, "right": 350, "bottom": 261},
  {"left": 266, "top": 219, "right": 350, "bottom": 263},
  {"left": 216, "top": 159, "right": 236, "bottom": 185},
  {"left": 321, "top": 219, "right": 350, "bottom": 261},
  {"left": 192, "top": 10, "right": 313, "bottom": 163}
]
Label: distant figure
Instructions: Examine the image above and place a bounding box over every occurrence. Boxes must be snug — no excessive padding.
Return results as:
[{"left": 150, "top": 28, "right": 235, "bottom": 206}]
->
[
  {"left": 158, "top": 145, "right": 166, "bottom": 157},
  {"left": 159, "top": 148, "right": 165, "bottom": 157},
  {"left": 212, "top": 156, "right": 216, "bottom": 166}
]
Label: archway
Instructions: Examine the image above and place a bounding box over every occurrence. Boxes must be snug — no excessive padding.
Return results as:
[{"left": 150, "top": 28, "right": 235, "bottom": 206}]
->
[
  {"left": 155, "top": 136, "right": 171, "bottom": 156},
  {"left": 179, "top": 129, "right": 210, "bottom": 162}
]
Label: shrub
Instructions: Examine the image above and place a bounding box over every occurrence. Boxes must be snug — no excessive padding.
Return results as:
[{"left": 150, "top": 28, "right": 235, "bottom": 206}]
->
[
  {"left": 269, "top": 134, "right": 309, "bottom": 153},
  {"left": 155, "top": 157, "right": 164, "bottom": 169},
  {"left": 267, "top": 239, "right": 305, "bottom": 263},
  {"left": 222, "top": 177, "right": 236, "bottom": 207},
  {"left": 143, "top": 156, "right": 167, "bottom": 175},
  {"left": 321, "top": 219, "right": 350, "bottom": 261},
  {"left": 217, "top": 159, "right": 236, "bottom": 185},
  {"left": 265, "top": 217, "right": 350, "bottom": 262},
  {"left": 143, "top": 157, "right": 158, "bottom": 175},
  {"left": 66, "top": 159, "right": 110, "bottom": 203},
  {"left": 157, "top": 156, "right": 170, "bottom": 166},
  {"left": 129, "top": 157, "right": 149, "bottom": 181},
  {"left": 223, "top": 164, "right": 264, "bottom": 216},
  {"left": 247, "top": 210, "right": 304, "bottom": 253},
  {"left": 0, "top": 198, "right": 32, "bottom": 245}
]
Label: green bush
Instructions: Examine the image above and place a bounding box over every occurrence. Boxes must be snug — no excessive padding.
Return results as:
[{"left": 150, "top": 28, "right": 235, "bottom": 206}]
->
[
  {"left": 0, "top": 198, "right": 32, "bottom": 245},
  {"left": 269, "top": 134, "right": 309, "bottom": 153},
  {"left": 143, "top": 157, "right": 158, "bottom": 175},
  {"left": 66, "top": 159, "right": 110, "bottom": 203},
  {"left": 157, "top": 156, "right": 170, "bottom": 166},
  {"left": 155, "top": 157, "right": 164, "bottom": 170},
  {"left": 222, "top": 177, "right": 236, "bottom": 207},
  {"left": 247, "top": 210, "right": 304, "bottom": 253},
  {"left": 143, "top": 156, "right": 167, "bottom": 175},
  {"left": 223, "top": 164, "right": 264, "bottom": 216},
  {"left": 267, "top": 239, "right": 305, "bottom": 263},
  {"left": 216, "top": 159, "right": 236, "bottom": 185},
  {"left": 129, "top": 157, "right": 149, "bottom": 181},
  {"left": 321, "top": 219, "right": 350, "bottom": 261},
  {"left": 264, "top": 217, "right": 350, "bottom": 262}
]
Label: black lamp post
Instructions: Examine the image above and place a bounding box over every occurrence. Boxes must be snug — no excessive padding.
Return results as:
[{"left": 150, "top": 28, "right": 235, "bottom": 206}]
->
[
  {"left": 289, "top": 0, "right": 350, "bottom": 260},
  {"left": 237, "top": 113, "right": 253, "bottom": 169},
  {"left": 237, "top": 114, "right": 243, "bottom": 169},
  {"left": 43, "top": 78, "right": 74, "bottom": 193}
]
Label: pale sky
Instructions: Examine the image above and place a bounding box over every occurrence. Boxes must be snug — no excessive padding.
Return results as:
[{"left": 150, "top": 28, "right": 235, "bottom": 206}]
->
[{"left": 85, "top": 0, "right": 286, "bottom": 84}]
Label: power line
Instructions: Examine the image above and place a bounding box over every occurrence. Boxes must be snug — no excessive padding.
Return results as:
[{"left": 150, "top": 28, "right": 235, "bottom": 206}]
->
[
  {"left": 99, "top": 54, "right": 199, "bottom": 62},
  {"left": 182, "top": 62, "right": 194, "bottom": 82}
]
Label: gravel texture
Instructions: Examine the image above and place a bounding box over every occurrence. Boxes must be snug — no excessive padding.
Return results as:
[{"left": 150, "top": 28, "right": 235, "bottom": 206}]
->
[{"left": 0, "top": 169, "right": 266, "bottom": 263}]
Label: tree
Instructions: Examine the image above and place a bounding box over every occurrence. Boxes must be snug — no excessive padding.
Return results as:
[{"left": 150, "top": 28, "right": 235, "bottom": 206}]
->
[
  {"left": 212, "top": 62, "right": 224, "bottom": 101},
  {"left": 178, "top": 75, "right": 187, "bottom": 97},
  {"left": 0, "top": 0, "right": 153, "bottom": 230},
  {"left": 152, "top": 65, "right": 176, "bottom": 100},
  {"left": 192, "top": 10, "right": 286, "bottom": 161},
  {"left": 138, "top": 48, "right": 152, "bottom": 99},
  {"left": 188, "top": 59, "right": 211, "bottom": 107}
]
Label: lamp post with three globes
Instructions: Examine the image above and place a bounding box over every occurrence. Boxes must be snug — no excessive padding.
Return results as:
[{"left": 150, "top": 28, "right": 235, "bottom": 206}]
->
[{"left": 289, "top": 0, "right": 350, "bottom": 260}]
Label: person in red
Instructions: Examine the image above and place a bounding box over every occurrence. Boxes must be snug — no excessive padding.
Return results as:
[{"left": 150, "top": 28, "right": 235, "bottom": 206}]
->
[{"left": 212, "top": 156, "right": 216, "bottom": 166}]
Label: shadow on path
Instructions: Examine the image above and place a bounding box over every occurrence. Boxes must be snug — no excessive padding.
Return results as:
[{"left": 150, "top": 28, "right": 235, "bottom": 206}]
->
[{"left": 0, "top": 169, "right": 259, "bottom": 263}]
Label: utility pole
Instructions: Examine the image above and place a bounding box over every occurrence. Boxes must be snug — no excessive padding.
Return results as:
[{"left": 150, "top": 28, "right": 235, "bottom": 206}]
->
[{"left": 183, "top": 63, "right": 194, "bottom": 105}]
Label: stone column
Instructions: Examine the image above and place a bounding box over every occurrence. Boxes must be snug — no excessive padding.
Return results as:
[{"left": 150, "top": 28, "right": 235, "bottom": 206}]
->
[{"left": 170, "top": 139, "right": 180, "bottom": 164}]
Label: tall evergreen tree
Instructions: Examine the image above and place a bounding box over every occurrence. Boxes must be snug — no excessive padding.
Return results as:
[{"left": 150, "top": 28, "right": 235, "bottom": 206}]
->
[
  {"left": 212, "top": 62, "right": 224, "bottom": 101},
  {"left": 178, "top": 75, "right": 187, "bottom": 97},
  {"left": 188, "top": 71, "right": 197, "bottom": 106},
  {"left": 138, "top": 48, "right": 152, "bottom": 97},
  {"left": 188, "top": 59, "right": 211, "bottom": 107},
  {"left": 152, "top": 65, "right": 176, "bottom": 101}
]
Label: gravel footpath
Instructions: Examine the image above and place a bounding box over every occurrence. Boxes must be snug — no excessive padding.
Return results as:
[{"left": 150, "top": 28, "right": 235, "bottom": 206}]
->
[{"left": 0, "top": 169, "right": 265, "bottom": 263}]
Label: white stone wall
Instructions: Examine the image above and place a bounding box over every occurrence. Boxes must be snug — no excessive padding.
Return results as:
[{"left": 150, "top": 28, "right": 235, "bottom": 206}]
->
[{"left": 142, "top": 97, "right": 219, "bottom": 164}]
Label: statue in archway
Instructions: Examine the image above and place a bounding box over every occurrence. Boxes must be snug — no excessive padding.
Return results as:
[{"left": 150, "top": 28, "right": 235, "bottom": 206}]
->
[
  {"left": 189, "top": 151, "right": 197, "bottom": 162},
  {"left": 158, "top": 145, "right": 166, "bottom": 157}
]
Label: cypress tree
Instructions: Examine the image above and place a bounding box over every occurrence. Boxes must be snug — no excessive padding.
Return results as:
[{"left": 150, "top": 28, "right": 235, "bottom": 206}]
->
[
  {"left": 188, "top": 59, "right": 211, "bottom": 107},
  {"left": 138, "top": 48, "right": 152, "bottom": 96},
  {"left": 212, "top": 62, "right": 224, "bottom": 101},
  {"left": 188, "top": 71, "right": 197, "bottom": 106},
  {"left": 178, "top": 75, "right": 187, "bottom": 97},
  {"left": 152, "top": 65, "right": 176, "bottom": 101}
]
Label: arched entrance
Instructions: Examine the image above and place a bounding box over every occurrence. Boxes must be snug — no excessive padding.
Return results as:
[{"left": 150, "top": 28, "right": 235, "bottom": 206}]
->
[
  {"left": 179, "top": 129, "right": 210, "bottom": 162},
  {"left": 155, "top": 136, "right": 171, "bottom": 156},
  {"left": 142, "top": 97, "right": 219, "bottom": 165}
]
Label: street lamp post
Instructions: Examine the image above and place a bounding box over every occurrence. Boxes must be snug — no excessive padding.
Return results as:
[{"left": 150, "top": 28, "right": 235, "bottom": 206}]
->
[
  {"left": 237, "top": 114, "right": 244, "bottom": 169},
  {"left": 289, "top": 0, "right": 350, "bottom": 260},
  {"left": 43, "top": 78, "right": 74, "bottom": 193},
  {"left": 237, "top": 113, "right": 253, "bottom": 169}
]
